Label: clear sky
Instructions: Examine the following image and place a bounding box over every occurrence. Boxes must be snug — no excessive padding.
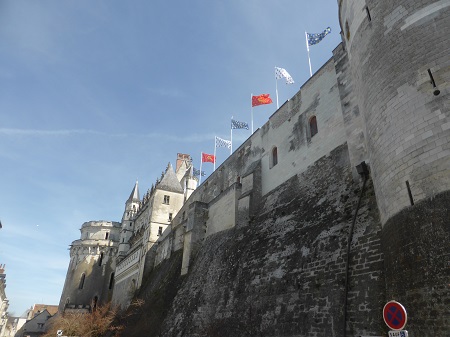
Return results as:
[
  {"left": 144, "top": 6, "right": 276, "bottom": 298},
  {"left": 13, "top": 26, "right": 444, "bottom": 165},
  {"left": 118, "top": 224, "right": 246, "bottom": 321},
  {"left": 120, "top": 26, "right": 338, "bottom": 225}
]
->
[{"left": 0, "top": 0, "right": 341, "bottom": 315}]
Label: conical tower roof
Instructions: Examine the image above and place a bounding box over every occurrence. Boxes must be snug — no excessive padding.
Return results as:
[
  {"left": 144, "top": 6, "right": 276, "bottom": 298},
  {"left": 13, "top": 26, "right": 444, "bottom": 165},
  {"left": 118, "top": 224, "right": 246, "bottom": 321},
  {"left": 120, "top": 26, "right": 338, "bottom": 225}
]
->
[
  {"left": 157, "top": 163, "right": 183, "bottom": 193},
  {"left": 127, "top": 180, "right": 140, "bottom": 202}
]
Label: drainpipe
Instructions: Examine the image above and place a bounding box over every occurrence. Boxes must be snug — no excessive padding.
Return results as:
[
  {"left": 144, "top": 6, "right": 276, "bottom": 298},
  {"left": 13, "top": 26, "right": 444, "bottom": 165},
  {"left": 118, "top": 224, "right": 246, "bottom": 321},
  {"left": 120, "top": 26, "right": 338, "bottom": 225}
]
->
[{"left": 343, "top": 161, "right": 369, "bottom": 337}]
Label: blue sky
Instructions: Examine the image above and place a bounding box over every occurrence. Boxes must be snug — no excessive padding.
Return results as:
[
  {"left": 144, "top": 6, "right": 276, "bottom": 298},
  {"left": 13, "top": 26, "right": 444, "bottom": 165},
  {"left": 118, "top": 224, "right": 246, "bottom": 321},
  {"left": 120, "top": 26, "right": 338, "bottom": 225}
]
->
[{"left": 0, "top": 0, "right": 340, "bottom": 315}]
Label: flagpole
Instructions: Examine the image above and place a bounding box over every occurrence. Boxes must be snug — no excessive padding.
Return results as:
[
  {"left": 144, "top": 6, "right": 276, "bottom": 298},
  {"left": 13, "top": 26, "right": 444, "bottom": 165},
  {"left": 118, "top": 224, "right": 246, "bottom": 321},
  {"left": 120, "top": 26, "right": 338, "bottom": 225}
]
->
[
  {"left": 275, "top": 68, "right": 279, "bottom": 109},
  {"left": 199, "top": 152, "right": 203, "bottom": 184},
  {"left": 305, "top": 32, "right": 312, "bottom": 77},
  {"left": 250, "top": 93, "right": 254, "bottom": 134},
  {"left": 213, "top": 137, "right": 216, "bottom": 171},
  {"left": 230, "top": 117, "right": 233, "bottom": 154}
]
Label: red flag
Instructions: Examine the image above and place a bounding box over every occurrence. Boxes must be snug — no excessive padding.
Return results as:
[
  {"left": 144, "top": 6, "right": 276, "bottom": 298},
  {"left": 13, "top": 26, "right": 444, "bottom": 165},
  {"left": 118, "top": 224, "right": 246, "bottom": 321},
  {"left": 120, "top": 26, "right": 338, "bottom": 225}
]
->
[
  {"left": 202, "top": 153, "right": 215, "bottom": 163},
  {"left": 252, "top": 94, "right": 273, "bottom": 107}
]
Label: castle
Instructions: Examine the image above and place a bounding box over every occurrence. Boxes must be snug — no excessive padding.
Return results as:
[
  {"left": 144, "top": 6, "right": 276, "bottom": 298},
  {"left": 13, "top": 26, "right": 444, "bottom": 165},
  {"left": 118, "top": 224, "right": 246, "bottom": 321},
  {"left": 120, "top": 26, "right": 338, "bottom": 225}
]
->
[{"left": 59, "top": 1, "right": 449, "bottom": 336}]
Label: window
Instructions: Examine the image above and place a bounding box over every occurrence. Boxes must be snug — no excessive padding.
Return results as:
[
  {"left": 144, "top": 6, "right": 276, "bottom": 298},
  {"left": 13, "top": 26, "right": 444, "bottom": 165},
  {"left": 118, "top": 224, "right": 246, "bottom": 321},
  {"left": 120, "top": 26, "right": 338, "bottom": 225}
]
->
[
  {"left": 309, "top": 116, "right": 318, "bottom": 138},
  {"left": 163, "top": 195, "right": 170, "bottom": 204},
  {"left": 98, "top": 252, "right": 103, "bottom": 266},
  {"left": 270, "top": 146, "right": 278, "bottom": 169},
  {"left": 37, "top": 323, "right": 44, "bottom": 329},
  {"left": 79, "top": 273, "right": 85, "bottom": 290},
  {"left": 158, "top": 227, "right": 163, "bottom": 236},
  {"left": 169, "top": 213, "right": 173, "bottom": 221},
  {"left": 105, "top": 232, "right": 109, "bottom": 240},
  {"left": 109, "top": 273, "right": 115, "bottom": 290}
]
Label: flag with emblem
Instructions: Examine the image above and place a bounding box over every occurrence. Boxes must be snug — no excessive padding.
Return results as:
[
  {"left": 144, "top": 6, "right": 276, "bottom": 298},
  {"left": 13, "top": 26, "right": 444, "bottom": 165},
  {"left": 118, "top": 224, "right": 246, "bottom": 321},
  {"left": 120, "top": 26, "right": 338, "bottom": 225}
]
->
[
  {"left": 307, "top": 27, "right": 331, "bottom": 46},
  {"left": 275, "top": 67, "right": 294, "bottom": 84},
  {"left": 231, "top": 119, "right": 249, "bottom": 130},
  {"left": 252, "top": 94, "right": 273, "bottom": 107},
  {"left": 201, "top": 153, "right": 215, "bottom": 163}
]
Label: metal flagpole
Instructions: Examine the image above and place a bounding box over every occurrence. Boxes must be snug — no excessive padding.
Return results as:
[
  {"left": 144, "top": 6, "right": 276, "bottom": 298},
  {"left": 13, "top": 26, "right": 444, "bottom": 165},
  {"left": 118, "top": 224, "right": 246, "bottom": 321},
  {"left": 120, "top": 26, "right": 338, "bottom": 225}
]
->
[
  {"left": 275, "top": 68, "right": 279, "bottom": 109},
  {"left": 199, "top": 152, "right": 203, "bottom": 184},
  {"left": 213, "top": 137, "right": 216, "bottom": 171},
  {"left": 305, "top": 32, "right": 312, "bottom": 77},
  {"left": 230, "top": 116, "right": 233, "bottom": 154},
  {"left": 250, "top": 94, "right": 254, "bottom": 134}
]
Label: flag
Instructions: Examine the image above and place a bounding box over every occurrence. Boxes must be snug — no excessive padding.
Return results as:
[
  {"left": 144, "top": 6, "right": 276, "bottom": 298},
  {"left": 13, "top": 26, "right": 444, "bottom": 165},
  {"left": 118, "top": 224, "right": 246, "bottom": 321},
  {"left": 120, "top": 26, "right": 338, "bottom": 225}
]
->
[
  {"left": 252, "top": 94, "right": 273, "bottom": 107},
  {"left": 231, "top": 119, "right": 249, "bottom": 130},
  {"left": 215, "top": 136, "right": 232, "bottom": 149},
  {"left": 307, "top": 27, "right": 331, "bottom": 46},
  {"left": 202, "top": 153, "right": 215, "bottom": 163},
  {"left": 193, "top": 168, "right": 206, "bottom": 176},
  {"left": 275, "top": 67, "right": 294, "bottom": 84}
]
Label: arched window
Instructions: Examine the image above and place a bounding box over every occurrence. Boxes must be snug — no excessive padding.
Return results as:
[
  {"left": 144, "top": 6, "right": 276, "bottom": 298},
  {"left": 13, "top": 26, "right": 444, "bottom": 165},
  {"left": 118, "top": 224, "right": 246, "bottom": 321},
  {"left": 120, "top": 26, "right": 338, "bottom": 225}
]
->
[
  {"left": 270, "top": 146, "right": 278, "bottom": 168},
  {"left": 98, "top": 252, "right": 103, "bottom": 266},
  {"left": 79, "top": 273, "right": 85, "bottom": 290},
  {"left": 309, "top": 116, "right": 318, "bottom": 138}
]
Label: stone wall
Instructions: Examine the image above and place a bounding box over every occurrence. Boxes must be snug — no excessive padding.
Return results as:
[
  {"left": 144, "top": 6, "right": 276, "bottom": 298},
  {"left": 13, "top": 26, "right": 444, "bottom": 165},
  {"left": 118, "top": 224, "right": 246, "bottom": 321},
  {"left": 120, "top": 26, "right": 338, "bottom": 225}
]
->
[{"left": 151, "top": 143, "right": 385, "bottom": 337}]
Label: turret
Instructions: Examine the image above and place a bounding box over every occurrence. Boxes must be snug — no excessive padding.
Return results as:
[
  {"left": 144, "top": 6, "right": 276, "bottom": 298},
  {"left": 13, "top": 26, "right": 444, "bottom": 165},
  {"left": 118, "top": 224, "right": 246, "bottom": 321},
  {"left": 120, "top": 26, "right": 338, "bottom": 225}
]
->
[
  {"left": 118, "top": 181, "right": 140, "bottom": 257},
  {"left": 58, "top": 221, "right": 121, "bottom": 312}
]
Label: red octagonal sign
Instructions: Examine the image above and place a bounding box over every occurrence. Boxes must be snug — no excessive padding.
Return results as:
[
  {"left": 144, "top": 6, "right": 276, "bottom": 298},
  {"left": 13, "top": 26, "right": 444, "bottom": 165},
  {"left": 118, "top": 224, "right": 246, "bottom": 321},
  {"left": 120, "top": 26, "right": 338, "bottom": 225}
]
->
[{"left": 383, "top": 301, "right": 407, "bottom": 330}]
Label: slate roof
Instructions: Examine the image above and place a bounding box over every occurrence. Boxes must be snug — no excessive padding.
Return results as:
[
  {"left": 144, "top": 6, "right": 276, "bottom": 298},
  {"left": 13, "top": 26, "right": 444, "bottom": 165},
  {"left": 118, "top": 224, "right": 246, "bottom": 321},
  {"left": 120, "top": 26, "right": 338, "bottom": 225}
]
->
[
  {"left": 157, "top": 163, "right": 183, "bottom": 193},
  {"left": 127, "top": 180, "right": 140, "bottom": 202}
]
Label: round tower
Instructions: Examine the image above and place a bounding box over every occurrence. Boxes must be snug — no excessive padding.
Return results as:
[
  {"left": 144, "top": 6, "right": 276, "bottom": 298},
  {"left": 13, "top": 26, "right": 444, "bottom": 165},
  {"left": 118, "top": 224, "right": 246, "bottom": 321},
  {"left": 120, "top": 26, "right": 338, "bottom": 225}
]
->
[
  {"left": 58, "top": 221, "right": 121, "bottom": 312},
  {"left": 339, "top": 1, "right": 449, "bottom": 335}
]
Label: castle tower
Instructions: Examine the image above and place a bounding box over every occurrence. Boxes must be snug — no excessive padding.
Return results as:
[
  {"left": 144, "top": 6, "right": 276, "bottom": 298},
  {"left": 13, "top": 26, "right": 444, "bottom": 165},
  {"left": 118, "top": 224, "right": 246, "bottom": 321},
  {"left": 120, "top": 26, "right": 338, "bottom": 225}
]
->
[
  {"left": 58, "top": 221, "right": 121, "bottom": 312},
  {"left": 339, "top": 1, "right": 449, "bottom": 335},
  {"left": 118, "top": 181, "right": 140, "bottom": 258},
  {"left": 175, "top": 153, "right": 198, "bottom": 202}
]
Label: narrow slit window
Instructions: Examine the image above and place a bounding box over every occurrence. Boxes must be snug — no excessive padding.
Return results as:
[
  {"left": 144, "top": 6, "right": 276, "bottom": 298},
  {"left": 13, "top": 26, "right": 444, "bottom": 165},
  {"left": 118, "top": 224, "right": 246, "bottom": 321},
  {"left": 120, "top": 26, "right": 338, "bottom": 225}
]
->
[
  {"left": 158, "top": 227, "right": 163, "bottom": 236},
  {"left": 270, "top": 147, "right": 278, "bottom": 169},
  {"left": 79, "top": 273, "right": 85, "bottom": 290},
  {"left": 310, "top": 116, "right": 318, "bottom": 138},
  {"left": 109, "top": 272, "right": 115, "bottom": 290},
  {"left": 98, "top": 252, "right": 103, "bottom": 266},
  {"left": 365, "top": 7, "right": 372, "bottom": 21}
]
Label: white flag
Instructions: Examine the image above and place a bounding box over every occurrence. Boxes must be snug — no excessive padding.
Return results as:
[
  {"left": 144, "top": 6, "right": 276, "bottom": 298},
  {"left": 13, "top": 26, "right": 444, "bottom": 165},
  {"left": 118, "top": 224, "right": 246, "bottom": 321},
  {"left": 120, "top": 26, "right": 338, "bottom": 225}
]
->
[
  {"left": 275, "top": 67, "right": 294, "bottom": 84},
  {"left": 215, "top": 136, "right": 232, "bottom": 149}
]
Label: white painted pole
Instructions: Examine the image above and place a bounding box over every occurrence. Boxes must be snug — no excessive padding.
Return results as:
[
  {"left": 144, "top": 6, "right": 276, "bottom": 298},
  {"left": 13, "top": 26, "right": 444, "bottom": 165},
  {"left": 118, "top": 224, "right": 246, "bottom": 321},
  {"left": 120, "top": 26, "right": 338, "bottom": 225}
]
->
[
  {"left": 199, "top": 152, "right": 203, "bottom": 184},
  {"left": 230, "top": 116, "right": 233, "bottom": 154},
  {"left": 250, "top": 93, "right": 254, "bottom": 133},
  {"left": 213, "top": 137, "right": 216, "bottom": 171},
  {"left": 305, "top": 32, "right": 312, "bottom": 77},
  {"left": 275, "top": 68, "right": 279, "bottom": 109}
]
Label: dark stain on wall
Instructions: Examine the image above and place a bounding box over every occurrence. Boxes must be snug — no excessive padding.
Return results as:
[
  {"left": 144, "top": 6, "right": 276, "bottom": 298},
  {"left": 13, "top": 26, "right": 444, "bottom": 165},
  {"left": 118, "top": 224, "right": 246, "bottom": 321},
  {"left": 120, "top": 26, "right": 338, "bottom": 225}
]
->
[
  {"left": 382, "top": 191, "right": 450, "bottom": 337},
  {"left": 289, "top": 114, "right": 306, "bottom": 151}
]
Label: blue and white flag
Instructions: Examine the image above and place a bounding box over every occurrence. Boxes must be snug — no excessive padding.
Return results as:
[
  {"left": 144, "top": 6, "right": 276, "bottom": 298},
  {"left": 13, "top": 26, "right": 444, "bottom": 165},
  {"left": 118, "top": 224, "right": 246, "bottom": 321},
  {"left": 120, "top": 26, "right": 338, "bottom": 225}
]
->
[
  {"left": 231, "top": 119, "right": 249, "bottom": 130},
  {"left": 275, "top": 67, "right": 294, "bottom": 84},
  {"left": 307, "top": 27, "right": 331, "bottom": 46},
  {"left": 193, "top": 168, "right": 206, "bottom": 177},
  {"left": 215, "top": 136, "right": 232, "bottom": 149}
]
